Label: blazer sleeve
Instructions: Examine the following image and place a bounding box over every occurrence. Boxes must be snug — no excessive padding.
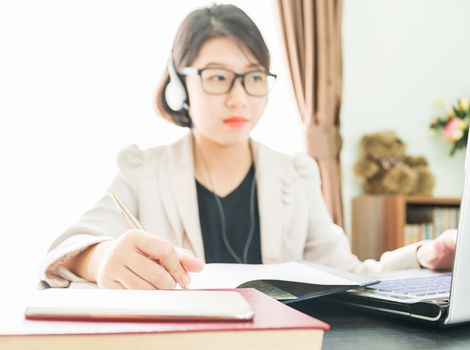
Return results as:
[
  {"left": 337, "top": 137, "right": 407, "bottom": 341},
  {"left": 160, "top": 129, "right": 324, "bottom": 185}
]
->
[
  {"left": 295, "top": 153, "right": 423, "bottom": 274},
  {"left": 39, "top": 144, "right": 144, "bottom": 287}
]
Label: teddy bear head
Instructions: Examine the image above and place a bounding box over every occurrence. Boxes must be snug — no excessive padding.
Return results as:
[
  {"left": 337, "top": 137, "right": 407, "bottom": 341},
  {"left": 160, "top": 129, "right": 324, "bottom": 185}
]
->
[{"left": 354, "top": 130, "right": 435, "bottom": 196}]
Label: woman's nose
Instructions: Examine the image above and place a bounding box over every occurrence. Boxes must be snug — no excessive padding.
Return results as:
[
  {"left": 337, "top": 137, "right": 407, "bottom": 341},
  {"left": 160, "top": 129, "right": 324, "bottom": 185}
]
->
[{"left": 225, "top": 78, "right": 248, "bottom": 108}]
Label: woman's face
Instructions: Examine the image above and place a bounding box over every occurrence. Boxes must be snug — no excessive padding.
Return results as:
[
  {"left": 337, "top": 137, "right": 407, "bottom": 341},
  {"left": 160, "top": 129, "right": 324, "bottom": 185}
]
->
[{"left": 185, "top": 37, "right": 268, "bottom": 146}]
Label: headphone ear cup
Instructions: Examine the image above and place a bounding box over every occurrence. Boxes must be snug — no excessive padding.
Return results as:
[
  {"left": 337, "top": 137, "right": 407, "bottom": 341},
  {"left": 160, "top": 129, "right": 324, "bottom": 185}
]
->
[{"left": 165, "top": 58, "right": 188, "bottom": 112}]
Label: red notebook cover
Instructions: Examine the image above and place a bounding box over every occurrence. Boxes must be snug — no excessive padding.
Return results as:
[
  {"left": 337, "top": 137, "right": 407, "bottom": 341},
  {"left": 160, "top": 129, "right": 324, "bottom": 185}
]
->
[{"left": 2, "top": 288, "right": 329, "bottom": 336}]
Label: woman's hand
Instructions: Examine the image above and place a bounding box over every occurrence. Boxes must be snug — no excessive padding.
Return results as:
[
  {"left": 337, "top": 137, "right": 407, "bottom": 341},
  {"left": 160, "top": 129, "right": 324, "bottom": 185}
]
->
[
  {"left": 416, "top": 229, "right": 457, "bottom": 271},
  {"left": 70, "top": 229, "right": 204, "bottom": 289}
]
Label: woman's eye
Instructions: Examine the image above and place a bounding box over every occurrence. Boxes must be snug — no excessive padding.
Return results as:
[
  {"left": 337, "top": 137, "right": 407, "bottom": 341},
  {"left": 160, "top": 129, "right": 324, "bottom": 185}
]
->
[
  {"left": 208, "top": 75, "right": 226, "bottom": 81},
  {"left": 249, "top": 74, "right": 265, "bottom": 82}
]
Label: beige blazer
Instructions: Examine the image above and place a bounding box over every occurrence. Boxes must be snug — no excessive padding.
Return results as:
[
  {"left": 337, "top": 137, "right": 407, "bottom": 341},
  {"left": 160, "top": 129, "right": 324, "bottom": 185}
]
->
[{"left": 40, "top": 133, "right": 421, "bottom": 287}]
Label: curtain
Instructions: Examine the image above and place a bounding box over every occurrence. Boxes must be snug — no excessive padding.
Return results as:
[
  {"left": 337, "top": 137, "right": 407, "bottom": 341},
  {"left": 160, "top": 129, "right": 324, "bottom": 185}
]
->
[{"left": 276, "top": 0, "right": 344, "bottom": 226}]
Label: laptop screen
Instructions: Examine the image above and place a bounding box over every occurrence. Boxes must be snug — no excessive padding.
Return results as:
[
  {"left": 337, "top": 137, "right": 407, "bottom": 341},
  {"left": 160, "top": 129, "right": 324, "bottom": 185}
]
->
[{"left": 446, "top": 136, "right": 470, "bottom": 324}]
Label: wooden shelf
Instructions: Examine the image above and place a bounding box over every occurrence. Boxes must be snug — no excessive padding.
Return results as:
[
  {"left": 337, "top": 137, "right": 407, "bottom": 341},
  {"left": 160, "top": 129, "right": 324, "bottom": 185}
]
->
[
  {"left": 403, "top": 196, "right": 460, "bottom": 206},
  {"left": 351, "top": 195, "right": 460, "bottom": 260}
]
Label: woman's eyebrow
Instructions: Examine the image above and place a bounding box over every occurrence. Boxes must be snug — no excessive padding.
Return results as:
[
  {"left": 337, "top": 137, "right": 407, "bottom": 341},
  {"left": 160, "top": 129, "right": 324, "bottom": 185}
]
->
[{"left": 204, "top": 62, "right": 263, "bottom": 69}]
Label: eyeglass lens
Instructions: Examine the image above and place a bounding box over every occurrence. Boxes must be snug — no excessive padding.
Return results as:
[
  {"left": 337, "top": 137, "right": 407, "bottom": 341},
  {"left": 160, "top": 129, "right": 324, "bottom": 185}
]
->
[{"left": 200, "top": 68, "right": 274, "bottom": 96}]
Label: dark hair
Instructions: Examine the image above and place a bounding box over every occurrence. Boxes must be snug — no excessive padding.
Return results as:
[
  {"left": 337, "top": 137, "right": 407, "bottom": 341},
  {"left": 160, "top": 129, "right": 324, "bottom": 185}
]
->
[{"left": 155, "top": 4, "right": 270, "bottom": 128}]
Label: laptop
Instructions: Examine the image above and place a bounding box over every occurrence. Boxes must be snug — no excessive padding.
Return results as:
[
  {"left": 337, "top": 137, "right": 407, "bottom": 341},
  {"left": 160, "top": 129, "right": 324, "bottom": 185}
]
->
[{"left": 328, "top": 141, "right": 470, "bottom": 326}]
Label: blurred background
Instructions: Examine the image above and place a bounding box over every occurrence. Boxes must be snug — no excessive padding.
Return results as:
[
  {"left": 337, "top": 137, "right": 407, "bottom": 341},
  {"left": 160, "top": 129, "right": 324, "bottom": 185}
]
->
[{"left": 0, "top": 0, "right": 468, "bottom": 291}]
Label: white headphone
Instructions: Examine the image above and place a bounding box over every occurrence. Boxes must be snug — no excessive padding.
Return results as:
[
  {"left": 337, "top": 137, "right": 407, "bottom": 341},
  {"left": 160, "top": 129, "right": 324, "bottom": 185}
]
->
[{"left": 165, "top": 57, "right": 189, "bottom": 113}]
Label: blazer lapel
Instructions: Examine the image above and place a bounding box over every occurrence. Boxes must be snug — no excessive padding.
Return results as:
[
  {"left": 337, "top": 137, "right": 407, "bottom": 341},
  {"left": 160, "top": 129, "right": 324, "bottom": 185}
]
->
[
  {"left": 252, "top": 140, "right": 292, "bottom": 263},
  {"left": 163, "top": 133, "right": 205, "bottom": 260}
]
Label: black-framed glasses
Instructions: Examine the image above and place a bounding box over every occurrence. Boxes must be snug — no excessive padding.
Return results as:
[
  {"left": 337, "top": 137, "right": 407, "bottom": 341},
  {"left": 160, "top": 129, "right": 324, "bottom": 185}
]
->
[{"left": 180, "top": 67, "right": 277, "bottom": 97}]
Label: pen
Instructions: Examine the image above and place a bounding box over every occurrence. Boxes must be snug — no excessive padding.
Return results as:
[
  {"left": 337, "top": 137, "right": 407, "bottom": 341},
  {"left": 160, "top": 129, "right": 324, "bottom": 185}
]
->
[
  {"left": 111, "top": 192, "right": 145, "bottom": 231},
  {"left": 110, "top": 192, "right": 188, "bottom": 289}
]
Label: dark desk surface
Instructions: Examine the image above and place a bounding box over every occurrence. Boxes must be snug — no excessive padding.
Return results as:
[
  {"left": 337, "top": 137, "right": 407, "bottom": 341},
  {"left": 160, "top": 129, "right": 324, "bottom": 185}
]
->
[{"left": 292, "top": 299, "right": 470, "bottom": 350}]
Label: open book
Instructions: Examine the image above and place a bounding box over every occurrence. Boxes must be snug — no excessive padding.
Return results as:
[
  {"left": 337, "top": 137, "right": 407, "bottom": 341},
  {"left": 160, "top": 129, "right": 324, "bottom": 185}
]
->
[
  {"left": 186, "top": 261, "right": 377, "bottom": 302},
  {"left": 65, "top": 261, "right": 377, "bottom": 303}
]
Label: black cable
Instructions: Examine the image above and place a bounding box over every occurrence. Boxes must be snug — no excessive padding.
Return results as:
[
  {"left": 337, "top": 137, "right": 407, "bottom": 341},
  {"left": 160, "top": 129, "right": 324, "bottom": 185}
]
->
[{"left": 194, "top": 133, "right": 257, "bottom": 264}]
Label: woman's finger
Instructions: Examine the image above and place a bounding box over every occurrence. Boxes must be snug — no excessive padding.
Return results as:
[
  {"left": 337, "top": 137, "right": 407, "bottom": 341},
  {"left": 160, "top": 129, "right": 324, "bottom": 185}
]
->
[
  {"left": 417, "top": 241, "right": 438, "bottom": 268},
  {"left": 125, "top": 250, "right": 177, "bottom": 289},
  {"left": 117, "top": 266, "right": 158, "bottom": 290},
  {"left": 440, "top": 229, "right": 457, "bottom": 249},
  {"left": 134, "top": 232, "right": 190, "bottom": 288},
  {"left": 100, "top": 279, "right": 126, "bottom": 289},
  {"left": 418, "top": 239, "right": 455, "bottom": 271},
  {"left": 176, "top": 248, "right": 205, "bottom": 273}
]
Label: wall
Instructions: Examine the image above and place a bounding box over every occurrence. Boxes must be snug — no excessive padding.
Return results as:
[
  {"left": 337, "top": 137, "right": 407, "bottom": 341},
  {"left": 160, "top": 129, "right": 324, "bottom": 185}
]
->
[
  {"left": 0, "top": 0, "right": 302, "bottom": 290},
  {"left": 341, "top": 0, "right": 470, "bottom": 234}
]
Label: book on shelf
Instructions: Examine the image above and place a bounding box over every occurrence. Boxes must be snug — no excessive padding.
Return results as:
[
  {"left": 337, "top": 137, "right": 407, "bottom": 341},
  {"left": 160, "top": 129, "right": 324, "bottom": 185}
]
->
[
  {"left": 1, "top": 288, "right": 329, "bottom": 350},
  {"left": 404, "top": 206, "right": 460, "bottom": 244}
]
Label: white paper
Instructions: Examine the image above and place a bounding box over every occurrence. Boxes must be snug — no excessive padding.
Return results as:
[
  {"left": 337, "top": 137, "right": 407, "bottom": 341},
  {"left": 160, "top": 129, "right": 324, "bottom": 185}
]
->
[{"left": 188, "top": 261, "right": 359, "bottom": 289}]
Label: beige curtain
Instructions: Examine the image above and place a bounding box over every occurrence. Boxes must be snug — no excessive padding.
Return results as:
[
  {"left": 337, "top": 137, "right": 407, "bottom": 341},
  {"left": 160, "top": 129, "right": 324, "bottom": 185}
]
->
[{"left": 276, "top": 0, "right": 344, "bottom": 226}]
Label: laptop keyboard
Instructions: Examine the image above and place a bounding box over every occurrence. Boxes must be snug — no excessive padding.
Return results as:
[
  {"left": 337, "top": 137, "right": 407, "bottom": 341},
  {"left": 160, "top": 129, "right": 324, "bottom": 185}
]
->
[{"left": 366, "top": 273, "right": 452, "bottom": 298}]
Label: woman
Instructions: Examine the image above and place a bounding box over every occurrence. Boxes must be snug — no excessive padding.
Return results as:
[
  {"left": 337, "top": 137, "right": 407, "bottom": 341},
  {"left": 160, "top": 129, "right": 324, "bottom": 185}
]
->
[{"left": 40, "top": 4, "right": 456, "bottom": 290}]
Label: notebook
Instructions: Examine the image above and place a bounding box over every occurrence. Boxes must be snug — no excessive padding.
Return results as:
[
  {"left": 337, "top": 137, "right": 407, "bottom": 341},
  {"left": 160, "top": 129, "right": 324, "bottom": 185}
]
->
[
  {"left": 2, "top": 289, "right": 329, "bottom": 350},
  {"left": 327, "top": 138, "right": 470, "bottom": 326},
  {"left": 186, "top": 260, "right": 377, "bottom": 303},
  {"left": 64, "top": 260, "right": 377, "bottom": 303}
]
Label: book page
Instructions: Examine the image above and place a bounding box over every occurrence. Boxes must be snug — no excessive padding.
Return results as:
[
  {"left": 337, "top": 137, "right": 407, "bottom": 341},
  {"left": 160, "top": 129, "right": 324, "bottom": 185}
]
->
[{"left": 188, "top": 261, "right": 360, "bottom": 289}]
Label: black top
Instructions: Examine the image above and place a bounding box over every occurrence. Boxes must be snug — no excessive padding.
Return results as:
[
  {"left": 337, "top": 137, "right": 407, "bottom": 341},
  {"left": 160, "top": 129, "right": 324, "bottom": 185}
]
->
[{"left": 196, "top": 165, "right": 262, "bottom": 264}]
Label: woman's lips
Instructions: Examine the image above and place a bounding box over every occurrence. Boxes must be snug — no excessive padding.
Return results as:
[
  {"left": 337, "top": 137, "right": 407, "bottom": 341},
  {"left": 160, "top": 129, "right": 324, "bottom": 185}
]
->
[{"left": 223, "top": 116, "right": 249, "bottom": 128}]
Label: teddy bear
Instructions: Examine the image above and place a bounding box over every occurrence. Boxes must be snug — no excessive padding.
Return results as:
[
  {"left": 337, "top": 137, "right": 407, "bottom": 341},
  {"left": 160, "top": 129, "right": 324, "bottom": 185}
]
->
[{"left": 354, "top": 130, "right": 435, "bottom": 196}]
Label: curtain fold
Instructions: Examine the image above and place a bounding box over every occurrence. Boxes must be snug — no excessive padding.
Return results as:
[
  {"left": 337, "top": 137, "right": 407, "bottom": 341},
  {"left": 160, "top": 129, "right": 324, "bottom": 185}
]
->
[{"left": 276, "top": 0, "right": 344, "bottom": 226}]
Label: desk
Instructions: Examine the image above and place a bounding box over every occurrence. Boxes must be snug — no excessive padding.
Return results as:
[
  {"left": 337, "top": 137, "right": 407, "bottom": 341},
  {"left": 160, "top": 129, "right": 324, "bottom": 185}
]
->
[{"left": 292, "top": 299, "right": 470, "bottom": 350}]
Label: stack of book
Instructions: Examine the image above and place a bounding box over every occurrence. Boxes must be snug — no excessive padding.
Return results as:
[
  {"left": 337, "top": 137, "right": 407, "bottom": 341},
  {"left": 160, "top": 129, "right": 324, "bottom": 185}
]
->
[
  {"left": 0, "top": 288, "right": 329, "bottom": 350},
  {"left": 404, "top": 206, "right": 460, "bottom": 244}
]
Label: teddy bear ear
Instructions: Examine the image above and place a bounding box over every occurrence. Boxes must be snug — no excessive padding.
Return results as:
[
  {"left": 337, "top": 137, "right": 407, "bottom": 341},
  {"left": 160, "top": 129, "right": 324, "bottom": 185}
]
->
[{"left": 359, "top": 136, "right": 371, "bottom": 155}]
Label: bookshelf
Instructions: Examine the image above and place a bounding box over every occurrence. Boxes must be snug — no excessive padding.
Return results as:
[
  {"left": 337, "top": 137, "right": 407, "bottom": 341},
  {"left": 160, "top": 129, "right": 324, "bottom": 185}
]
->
[{"left": 351, "top": 195, "right": 460, "bottom": 260}]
